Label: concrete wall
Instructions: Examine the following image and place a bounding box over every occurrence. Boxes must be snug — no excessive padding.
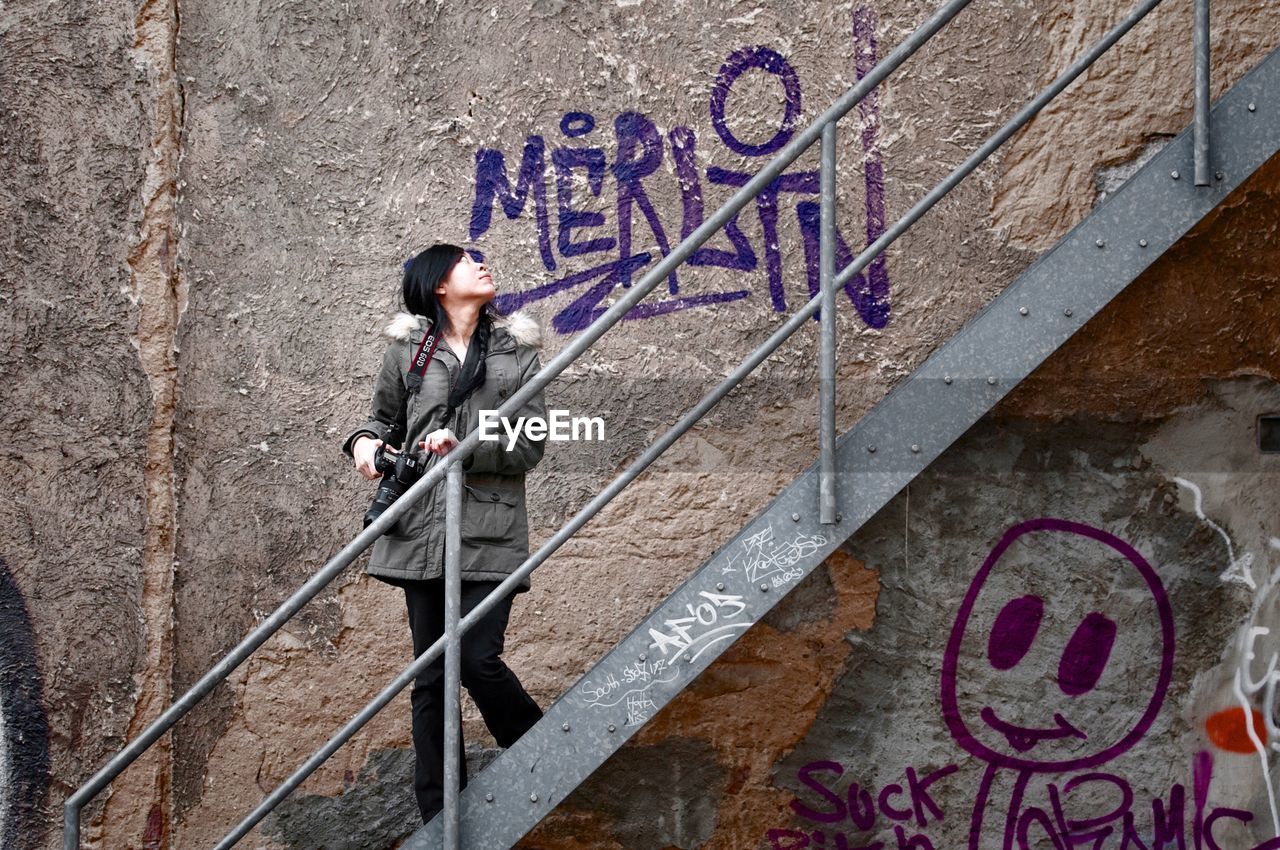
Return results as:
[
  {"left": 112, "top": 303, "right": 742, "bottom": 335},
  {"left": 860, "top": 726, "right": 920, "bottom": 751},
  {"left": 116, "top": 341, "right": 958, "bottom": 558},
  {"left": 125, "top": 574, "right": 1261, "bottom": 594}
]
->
[{"left": 1, "top": 0, "right": 1278, "bottom": 847}]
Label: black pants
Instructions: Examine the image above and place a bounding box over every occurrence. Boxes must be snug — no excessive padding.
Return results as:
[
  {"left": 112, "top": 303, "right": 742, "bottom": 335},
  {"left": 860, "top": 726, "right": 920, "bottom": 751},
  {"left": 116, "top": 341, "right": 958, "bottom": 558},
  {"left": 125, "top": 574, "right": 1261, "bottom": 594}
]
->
[{"left": 403, "top": 579, "right": 543, "bottom": 823}]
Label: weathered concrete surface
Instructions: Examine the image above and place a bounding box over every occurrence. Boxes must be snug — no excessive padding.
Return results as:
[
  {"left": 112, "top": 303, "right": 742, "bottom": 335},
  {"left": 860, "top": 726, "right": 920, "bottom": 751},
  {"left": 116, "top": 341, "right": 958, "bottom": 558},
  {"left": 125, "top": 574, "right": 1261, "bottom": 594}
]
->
[
  {"left": 0, "top": 0, "right": 179, "bottom": 847},
  {"left": 991, "top": 0, "right": 1280, "bottom": 251},
  {"left": 3, "top": 0, "right": 1278, "bottom": 847},
  {"left": 1001, "top": 150, "right": 1280, "bottom": 419}
]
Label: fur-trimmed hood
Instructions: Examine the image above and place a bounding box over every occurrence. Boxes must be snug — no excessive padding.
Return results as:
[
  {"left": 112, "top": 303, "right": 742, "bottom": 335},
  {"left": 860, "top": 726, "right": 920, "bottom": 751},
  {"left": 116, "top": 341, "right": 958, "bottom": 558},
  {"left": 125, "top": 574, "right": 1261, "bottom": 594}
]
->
[{"left": 384, "top": 310, "right": 542, "bottom": 349}]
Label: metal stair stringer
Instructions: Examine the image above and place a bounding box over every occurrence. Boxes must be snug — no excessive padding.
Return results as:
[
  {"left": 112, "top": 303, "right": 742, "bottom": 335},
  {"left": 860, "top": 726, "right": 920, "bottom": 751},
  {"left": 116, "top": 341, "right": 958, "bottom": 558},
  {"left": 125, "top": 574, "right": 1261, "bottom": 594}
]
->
[{"left": 406, "top": 45, "right": 1280, "bottom": 850}]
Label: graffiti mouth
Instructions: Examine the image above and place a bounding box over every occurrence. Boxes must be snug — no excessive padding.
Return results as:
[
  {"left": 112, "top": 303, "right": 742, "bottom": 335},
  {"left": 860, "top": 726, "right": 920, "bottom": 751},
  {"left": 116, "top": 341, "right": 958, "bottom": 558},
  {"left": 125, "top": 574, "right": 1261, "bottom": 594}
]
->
[{"left": 981, "top": 706, "right": 1087, "bottom": 752}]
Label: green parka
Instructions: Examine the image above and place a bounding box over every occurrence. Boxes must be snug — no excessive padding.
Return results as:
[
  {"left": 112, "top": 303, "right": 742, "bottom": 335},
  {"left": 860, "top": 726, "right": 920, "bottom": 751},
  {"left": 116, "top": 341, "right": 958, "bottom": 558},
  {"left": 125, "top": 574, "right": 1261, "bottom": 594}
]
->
[{"left": 342, "top": 310, "right": 546, "bottom": 586}]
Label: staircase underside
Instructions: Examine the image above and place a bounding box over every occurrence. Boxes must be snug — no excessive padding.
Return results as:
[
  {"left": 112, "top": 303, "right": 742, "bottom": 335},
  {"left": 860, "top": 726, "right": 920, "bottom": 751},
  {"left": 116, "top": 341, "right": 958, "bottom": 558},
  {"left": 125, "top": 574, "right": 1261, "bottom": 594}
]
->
[{"left": 406, "top": 45, "right": 1280, "bottom": 850}]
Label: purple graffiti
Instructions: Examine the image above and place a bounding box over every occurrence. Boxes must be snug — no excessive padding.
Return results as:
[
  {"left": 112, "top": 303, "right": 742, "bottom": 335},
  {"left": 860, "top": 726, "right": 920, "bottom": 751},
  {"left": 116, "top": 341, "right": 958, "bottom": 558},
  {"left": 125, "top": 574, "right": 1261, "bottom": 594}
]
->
[
  {"left": 469, "top": 7, "right": 891, "bottom": 333},
  {"left": 612, "top": 112, "right": 677, "bottom": 293},
  {"left": 773, "top": 761, "right": 959, "bottom": 849},
  {"left": 1058, "top": 612, "right": 1118, "bottom": 697},
  {"left": 988, "top": 595, "right": 1045, "bottom": 671},
  {"left": 940, "top": 518, "right": 1176, "bottom": 773},
  {"left": 560, "top": 111, "right": 595, "bottom": 137},
  {"left": 470, "top": 136, "right": 554, "bottom": 271},
  {"left": 670, "top": 125, "right": 757, "bottom": 272},
  {"left": 709, "top": 46, "right": 802, "bottom": 157},
  {"left": 775, "top": 753, "right": 1277, "bottom": 849},
  {"left": 853, "top": 6, "right": 890, "bottom": 323},
  {"left": 770, "top": 518, "right": 1275, "bottom": 849},
  {"left": 553, "top": 139, "right": 612, "bottom": 258}
]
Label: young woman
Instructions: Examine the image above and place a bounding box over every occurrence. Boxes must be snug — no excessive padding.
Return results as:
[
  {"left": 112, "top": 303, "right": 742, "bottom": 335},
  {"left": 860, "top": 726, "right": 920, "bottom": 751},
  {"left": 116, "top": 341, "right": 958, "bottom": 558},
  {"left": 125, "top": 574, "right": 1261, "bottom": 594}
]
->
[{"left": 343, "top": 244, "right": 545, "bottom": 823}]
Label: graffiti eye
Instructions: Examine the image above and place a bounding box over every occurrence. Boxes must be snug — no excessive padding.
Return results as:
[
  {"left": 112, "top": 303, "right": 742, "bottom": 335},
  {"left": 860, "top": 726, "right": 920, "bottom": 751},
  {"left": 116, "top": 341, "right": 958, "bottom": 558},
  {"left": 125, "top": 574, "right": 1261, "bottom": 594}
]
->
[
  {"left": 1058, "top": 612, "right": 1117, "bottom": 696},
  {"left": 988, "top": 595, "right": 1044, "bottom": 670}
]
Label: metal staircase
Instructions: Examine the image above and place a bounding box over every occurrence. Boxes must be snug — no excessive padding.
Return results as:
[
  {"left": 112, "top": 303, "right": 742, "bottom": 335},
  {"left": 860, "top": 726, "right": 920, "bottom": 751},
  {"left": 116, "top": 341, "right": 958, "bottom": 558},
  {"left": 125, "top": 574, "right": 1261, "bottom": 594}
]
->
[{"left": 63, "top": 0, "right": 1280, "bottom": 847}]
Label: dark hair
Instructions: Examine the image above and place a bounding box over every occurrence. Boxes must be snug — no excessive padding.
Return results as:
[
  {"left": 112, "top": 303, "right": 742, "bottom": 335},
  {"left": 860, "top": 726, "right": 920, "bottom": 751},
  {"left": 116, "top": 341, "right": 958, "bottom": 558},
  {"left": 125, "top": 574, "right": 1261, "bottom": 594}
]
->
[
  {"left": 403, "top": 243, "right": 463, "bottom": 327},
  {"left": 401, "top": 243, "right": 498, "bottom": 421}
]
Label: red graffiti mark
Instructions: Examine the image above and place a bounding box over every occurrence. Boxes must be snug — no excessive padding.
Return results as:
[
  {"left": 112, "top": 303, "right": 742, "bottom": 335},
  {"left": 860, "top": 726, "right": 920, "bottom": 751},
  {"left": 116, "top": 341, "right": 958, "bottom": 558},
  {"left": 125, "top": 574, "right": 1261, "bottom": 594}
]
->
[
  {"left": 1205, "top": 706, "right": 1268, "bottom": 753},
  {"left": 142, "top": 803, "right": 164, "bottom": 850}
]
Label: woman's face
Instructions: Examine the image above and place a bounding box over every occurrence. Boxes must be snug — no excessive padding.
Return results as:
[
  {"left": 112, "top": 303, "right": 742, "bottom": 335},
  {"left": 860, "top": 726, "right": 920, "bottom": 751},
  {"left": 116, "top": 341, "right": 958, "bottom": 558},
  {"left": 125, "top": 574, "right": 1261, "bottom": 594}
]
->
[{"left": 435, "top": 252, "right": 495, "bottom": 307}]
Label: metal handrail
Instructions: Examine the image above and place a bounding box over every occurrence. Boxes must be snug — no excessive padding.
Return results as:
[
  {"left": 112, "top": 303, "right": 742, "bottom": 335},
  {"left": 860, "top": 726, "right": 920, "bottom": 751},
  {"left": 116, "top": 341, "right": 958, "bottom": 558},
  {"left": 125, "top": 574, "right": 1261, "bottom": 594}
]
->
[
  {"left": 65, "top": 0, "right": 1188, "bottom": 843},
  {"left": 1194, "top": 0, "right": 1211, "bottom": 184}
]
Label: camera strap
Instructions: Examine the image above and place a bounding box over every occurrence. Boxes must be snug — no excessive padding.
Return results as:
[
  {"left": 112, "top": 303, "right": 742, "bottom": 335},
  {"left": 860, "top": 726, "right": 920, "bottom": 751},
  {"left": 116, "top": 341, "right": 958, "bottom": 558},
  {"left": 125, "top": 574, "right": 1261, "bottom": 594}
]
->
[
  {"left": 380, "top": 322, "right": 440, "bottom": 446},
  {"left": 405, "top": 322, "right": 441, "bottom": 392}
]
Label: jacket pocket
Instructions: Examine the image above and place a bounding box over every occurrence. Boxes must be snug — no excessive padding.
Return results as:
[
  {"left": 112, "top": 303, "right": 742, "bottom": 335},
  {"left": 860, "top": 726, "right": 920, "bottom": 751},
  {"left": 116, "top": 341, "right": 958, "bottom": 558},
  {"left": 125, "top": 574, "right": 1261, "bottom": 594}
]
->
[{"left": 462, "top": 484, "right": 519, "bottom": 545}]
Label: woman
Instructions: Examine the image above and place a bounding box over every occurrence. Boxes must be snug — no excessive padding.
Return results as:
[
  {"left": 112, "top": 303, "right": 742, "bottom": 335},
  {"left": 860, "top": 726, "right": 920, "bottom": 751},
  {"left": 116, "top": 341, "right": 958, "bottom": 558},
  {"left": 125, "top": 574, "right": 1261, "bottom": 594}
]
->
[{"left": 342, "top": 244, "right": 545, "bottom": 823}]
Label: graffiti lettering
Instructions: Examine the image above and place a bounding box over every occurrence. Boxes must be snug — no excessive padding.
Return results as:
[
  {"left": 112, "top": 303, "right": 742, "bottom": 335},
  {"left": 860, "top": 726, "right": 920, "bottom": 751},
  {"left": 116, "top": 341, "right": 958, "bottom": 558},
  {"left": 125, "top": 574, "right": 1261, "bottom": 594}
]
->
[
  {"left": 725, "top": 526, "right": 827, "bottom": 587},
  {"left": 773, "top": 746, "right": 1275, "bottom": 847},
  {"left": 579, "top": 656, "right": 679, "bottom": 711},
  {"left": 647, "top": 591, "right": 750, "bottom": 663},
  {"left": 625, "top": 693, "right": 659, "bottom": 727},
  {"left": 471, "top": 7, "right": 891, "bottom": 333}
]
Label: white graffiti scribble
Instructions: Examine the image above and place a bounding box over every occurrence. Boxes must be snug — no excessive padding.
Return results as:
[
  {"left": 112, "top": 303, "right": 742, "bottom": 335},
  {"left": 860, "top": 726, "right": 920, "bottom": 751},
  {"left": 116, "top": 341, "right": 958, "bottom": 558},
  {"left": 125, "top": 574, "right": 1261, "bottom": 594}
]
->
[
  {"left": 648, "top": 590, "right": 750, "bottom": 663},
  {"left": 724, "top": 526, "right": 828, "bottom": 586},
  {"left": 1175, "top": 477, "right": 1256, "bottom": 589},
  {"left": 625, "top": 692, "right": 658, "bottom": 727},
  {"left": 1184, "top": 474, "right": 1280, "bottom": 840},
  {"left": 579, "top": 657, "right": 679, "bottom": 709},
  {"left": 1232, "top": 602, "right": 1280, "bottom": 837}
]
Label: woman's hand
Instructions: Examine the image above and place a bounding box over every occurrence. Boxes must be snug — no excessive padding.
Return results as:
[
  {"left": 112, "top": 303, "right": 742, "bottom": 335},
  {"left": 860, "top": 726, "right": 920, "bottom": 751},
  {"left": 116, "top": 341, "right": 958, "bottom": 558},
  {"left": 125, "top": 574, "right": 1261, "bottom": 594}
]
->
[
  {"left": 353, "top": 435, "right": 392, "bottom": 480},
  {"left": 419, "top": 428, "right": 459, "bottom": 456}
]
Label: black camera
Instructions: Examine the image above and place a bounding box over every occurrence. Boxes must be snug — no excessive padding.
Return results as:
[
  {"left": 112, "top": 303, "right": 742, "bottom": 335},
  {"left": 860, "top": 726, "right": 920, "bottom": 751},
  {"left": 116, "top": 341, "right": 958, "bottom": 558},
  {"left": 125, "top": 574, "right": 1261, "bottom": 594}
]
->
[{"left": 363, "top": 444, "right": 430, "bottom": 528}]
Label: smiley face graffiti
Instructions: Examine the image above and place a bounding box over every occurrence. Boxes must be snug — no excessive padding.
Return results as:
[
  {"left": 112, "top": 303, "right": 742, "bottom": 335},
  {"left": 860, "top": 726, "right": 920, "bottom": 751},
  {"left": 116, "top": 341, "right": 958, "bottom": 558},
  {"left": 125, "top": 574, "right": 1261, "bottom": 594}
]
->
[{"left": 940, "top": 518, "right": 1176, "bottom": 773}]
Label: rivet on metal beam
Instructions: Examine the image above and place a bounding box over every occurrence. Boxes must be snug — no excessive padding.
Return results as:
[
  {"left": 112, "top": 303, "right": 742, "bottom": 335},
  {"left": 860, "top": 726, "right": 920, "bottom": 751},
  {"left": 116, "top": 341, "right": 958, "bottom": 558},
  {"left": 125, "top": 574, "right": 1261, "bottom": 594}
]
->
[
  {"left": 791, "top": 512, "right": 801, "bottom": 522},
  {"left": 562, "top": 722, "right": 571, "bottom": 732},
  {"left": 867, "top": 445, "right": 876, "bottom": 453},
  {"left": 716, "top": 582, "right": 725, "bottom": 591},
  {"left": 911, "top": 445, "right": 921, "bottom": 453},
  {"left": 1215, "top": 171, "right": 1224, "bottom": 181},
  {"left": 1248, "top": 103, "right": 1257, "bottom": 112},
  {"left": 1064, "top": 309, "right": 1074, "bottom": 317},
  {"left": 485, "top": 793, "right": 494, "bottom": 803},
  {"left": 987, "top": 376, "right": 997, "bottom": 385},
  {"left": 530, "top": 793, "right": 539, "bottom": 803},
  {"left": 638, "top": 654, "right": 646, "bottom": 662},
  {"left": 1171, "top": 170, "right": 1180, "bottom": 179},
  {"left": 759, "top": 583, "right": 769, "bottom": 592},
  {"left": 1018, "top": 306, "right": 1029, "bottom": 316},
  {"left": 608, "top": 724, "right": 616, "bottom": 733},
  {"left": 1095, "top": 239, "right": 1105, "bottom": 248},
  {"left": 944, "top": 375, "right": 953, "bottom": 385},
  {"left": 836, "top": 513, "right": 842, "bottom": 523},
  {"left": 1139, "top": 239, "right": 1148, "bottom": 248}
]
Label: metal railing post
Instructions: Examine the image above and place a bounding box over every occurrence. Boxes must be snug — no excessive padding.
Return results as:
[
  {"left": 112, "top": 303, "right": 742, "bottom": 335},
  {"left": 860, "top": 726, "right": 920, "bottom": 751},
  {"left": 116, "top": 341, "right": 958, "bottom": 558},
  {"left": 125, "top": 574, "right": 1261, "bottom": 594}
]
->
[
  {"left": 63, "top": 801, "right": 80, "bottom": 850},
  {"left": 1194, "top": 0, "right": 1211, "bottom": 185},
  {"left": 819, "top": 120, "right": 838, "bottom": 525},
  {"left": 443, "top": 462, "right": 463, "bottom": 850}
]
